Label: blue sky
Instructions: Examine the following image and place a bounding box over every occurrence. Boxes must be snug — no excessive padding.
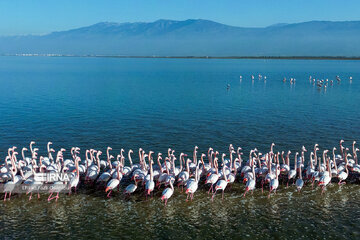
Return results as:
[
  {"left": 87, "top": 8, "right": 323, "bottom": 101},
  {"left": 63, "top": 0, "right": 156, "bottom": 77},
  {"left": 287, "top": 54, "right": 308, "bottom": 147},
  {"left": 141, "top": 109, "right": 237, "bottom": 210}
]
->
[{"left": 0, "top": 0, "right": 359, "bottom": 35}]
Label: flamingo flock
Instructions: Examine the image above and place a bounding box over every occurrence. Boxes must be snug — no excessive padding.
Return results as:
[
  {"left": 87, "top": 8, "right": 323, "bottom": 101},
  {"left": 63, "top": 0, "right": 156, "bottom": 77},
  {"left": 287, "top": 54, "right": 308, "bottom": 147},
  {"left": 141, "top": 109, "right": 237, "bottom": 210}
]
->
[
  {"left": 1, "top": 140, "right": 359, "bottom": 205},
  {"left": 239, "top": 74, "right": 354, "bottom": 88},
  {"left": 309, "top": 75, "right": 353, "bottom": 89}
]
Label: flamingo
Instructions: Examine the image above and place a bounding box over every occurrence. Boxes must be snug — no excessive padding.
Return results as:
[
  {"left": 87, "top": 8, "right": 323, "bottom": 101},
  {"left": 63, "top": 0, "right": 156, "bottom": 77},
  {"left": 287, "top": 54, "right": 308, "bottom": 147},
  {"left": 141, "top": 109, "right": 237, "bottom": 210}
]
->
[
  {"left": 205, "top": 157, "right": 219, "bottom": 194},
  {"left": 177, "top": 154, "right": 189, "bottom": 191},
  {"left": 185, "top": 162, "right": 200, "bottom": 201},
  {"left": 352, "top": 146, "right": 360, "bottom": 173},
  {"left": 243, "top": 158, "right": 256, "bottom": 197},
  {"left": 145, "top": 151, "right": 155, "bottom": 198},
  {"left": 263, "top": 152, "right": 275, "bottom": 192},
  {"left": 319, "top": 150, "right": 331, "bottom": 194},
  {"left": 156, "top": 154, "right": 168, "bottom": 188},
  {"left": 280, "top": 151, "right": 289, "bottom": 175},
  {"left": 105, "top": 164, "right": 122, "bottom": 198},
  {"left": 212, "top": 165, "right": 229, "bottom": 201},
  {"left": 122, "top": 149, "right": 133, "bottom": 176},
  {"left": 287, "top": 152, "right": 296, "bottom": 187},
  {"left": 338, "top": 152, "right": 350, "bottom": 185},
  {"left": 161, "top": 179, "right": 174, "bottom": 206},
  {"left": 306, "top": 151, "right": 315, "bottom": 180},
  {"left": 26, "top": 168, "right": 42, "bottom": 201},
  {"left": 124, "top": 177, "right": 138, "bottom": 196},
  {"left": 69, "top": 157, "right": 80, "bottom": 195},
  {"left": 97, "top": 155, "right": 115, "bottom": 185},
  {"left": 295, "top": 158, "right": 304, "bottom": 192},
  {"left": 269, "top": 152, "right": 279, "bottom": 198},
  {"left": 3, "top": 156, "right": 18, "bottom": 201}
]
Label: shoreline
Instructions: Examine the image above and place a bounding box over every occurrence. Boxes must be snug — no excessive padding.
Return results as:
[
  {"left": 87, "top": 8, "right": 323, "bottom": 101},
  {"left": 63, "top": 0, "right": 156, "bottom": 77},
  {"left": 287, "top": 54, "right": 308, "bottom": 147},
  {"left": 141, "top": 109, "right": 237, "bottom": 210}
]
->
[{"left": 2, "top": 54, "right": 360, "bottom": 60}]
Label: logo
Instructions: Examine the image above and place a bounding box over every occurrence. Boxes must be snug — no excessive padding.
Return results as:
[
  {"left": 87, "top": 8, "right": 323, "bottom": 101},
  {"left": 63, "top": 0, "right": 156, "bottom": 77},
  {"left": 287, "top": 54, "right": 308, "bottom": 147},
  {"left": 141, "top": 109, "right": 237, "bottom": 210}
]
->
[{"left": 34, "top": 172, "right": 72, "bottom": 183}]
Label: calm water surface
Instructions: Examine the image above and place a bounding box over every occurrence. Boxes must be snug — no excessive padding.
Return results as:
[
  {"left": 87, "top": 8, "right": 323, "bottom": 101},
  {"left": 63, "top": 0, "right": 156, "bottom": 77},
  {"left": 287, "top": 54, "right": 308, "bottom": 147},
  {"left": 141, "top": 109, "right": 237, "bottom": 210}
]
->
[{"left": 0, "top": 56, "right": 359, "bottom": 239}]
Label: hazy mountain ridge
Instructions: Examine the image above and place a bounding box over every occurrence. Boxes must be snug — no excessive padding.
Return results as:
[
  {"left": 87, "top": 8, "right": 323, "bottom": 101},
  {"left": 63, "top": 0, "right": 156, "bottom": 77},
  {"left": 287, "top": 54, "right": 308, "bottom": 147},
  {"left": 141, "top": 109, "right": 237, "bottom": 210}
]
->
[{"left": 1, "top": 19, "right": 360, "bottom": 56}]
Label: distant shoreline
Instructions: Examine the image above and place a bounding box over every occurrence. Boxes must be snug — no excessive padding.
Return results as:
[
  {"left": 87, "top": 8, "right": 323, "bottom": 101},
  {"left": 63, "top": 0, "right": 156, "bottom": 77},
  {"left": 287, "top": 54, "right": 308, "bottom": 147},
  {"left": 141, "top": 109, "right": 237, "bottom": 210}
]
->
[{"left": 2, "top": 54, "right": 360, "bottom": 60}]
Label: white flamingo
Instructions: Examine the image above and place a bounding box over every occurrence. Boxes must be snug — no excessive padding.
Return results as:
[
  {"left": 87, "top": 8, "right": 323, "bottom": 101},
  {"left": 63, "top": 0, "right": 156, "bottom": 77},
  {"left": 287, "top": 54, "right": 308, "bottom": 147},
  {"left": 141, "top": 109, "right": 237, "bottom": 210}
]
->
[{"left": 161, "top": 180, "right": 174, "bottom": 206}]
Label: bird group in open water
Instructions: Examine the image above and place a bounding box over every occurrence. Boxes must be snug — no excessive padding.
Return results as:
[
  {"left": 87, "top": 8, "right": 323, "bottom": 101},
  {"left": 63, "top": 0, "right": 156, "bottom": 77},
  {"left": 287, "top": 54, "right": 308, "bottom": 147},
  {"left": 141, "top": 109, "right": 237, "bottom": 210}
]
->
[
  {"left": 238, "top": 74, "right": 353, "bottom": 88},
  {"left": 1, "top": 140, "right": 359, "bottom": 206}
]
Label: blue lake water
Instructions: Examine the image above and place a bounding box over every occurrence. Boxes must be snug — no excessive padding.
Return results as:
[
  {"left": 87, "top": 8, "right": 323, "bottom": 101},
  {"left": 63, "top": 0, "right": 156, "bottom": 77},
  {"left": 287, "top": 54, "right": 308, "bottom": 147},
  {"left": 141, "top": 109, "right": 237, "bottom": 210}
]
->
[
  {"left": 0, "top": 56, "right": 359, "bottom": 239},
  {"left": 0, "top": 57, "right": 359, "bottom": 155}
]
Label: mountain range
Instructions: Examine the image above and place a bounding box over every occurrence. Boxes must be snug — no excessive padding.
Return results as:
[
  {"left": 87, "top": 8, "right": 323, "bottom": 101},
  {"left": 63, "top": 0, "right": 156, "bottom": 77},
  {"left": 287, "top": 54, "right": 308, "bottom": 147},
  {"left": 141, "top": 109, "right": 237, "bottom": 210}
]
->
[{"left": 1, "top": 19, "right": 360, "bottom": 56}]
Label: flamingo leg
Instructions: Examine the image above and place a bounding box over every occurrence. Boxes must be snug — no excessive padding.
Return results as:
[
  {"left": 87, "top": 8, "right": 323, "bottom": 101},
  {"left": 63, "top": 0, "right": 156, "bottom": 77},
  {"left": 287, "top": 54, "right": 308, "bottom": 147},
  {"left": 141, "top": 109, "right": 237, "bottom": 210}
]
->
[
  {"left": 48, "top": 192, "right": 53, "bottom": 202},
  {"left": 4, "top": 192, "right": 7, "bottom": 201},
  {"left": 268, "top": 189, "right": 272, "bottom": 199},
  {"left": 311, "top": 179, "right": 315, "bottom": 189},
  {"left": 222, "top": 190, "right": 224, "bottom": 200},
  {"left": 338, "top": 181, "right": 346, "bottom": 185},
  {"left": 29, "top": 193, "right": 32, "bottom": 201},
  {"left": 208, "top": 185, "right": 212, "bottom": 194},
  {"left": 107, "top": 190, "right": 112, "bottom": 198},
  {"left": 212, "top": 191, "right": 216, "bottom": 201},
  {"left": 55, "top": 193, "right": 59, "bottom": 202}
]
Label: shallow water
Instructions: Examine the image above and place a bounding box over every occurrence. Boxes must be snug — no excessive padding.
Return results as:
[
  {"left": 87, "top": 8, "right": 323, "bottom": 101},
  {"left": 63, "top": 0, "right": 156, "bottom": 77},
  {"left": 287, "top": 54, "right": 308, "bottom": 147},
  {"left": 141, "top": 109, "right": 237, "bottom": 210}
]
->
[{"left": 0, "top": 56, "right": 360, "bottom": 239}]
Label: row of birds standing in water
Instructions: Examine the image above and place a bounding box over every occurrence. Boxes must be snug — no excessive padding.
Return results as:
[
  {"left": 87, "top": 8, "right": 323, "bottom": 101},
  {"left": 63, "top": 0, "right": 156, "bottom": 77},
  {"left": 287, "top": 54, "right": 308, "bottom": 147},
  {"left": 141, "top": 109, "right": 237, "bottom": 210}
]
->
[
  {"left": 235, "top": 74, "right": 353, "bottom": 87},
  {"left": 239, "top": 74, "right": 295, "bottom": 84},
  {"left": 1, "top": 140, "right": 359, "bottom": 205},
  {"left": 310, "top": 75, "right": 353, "bottom": 89}
]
